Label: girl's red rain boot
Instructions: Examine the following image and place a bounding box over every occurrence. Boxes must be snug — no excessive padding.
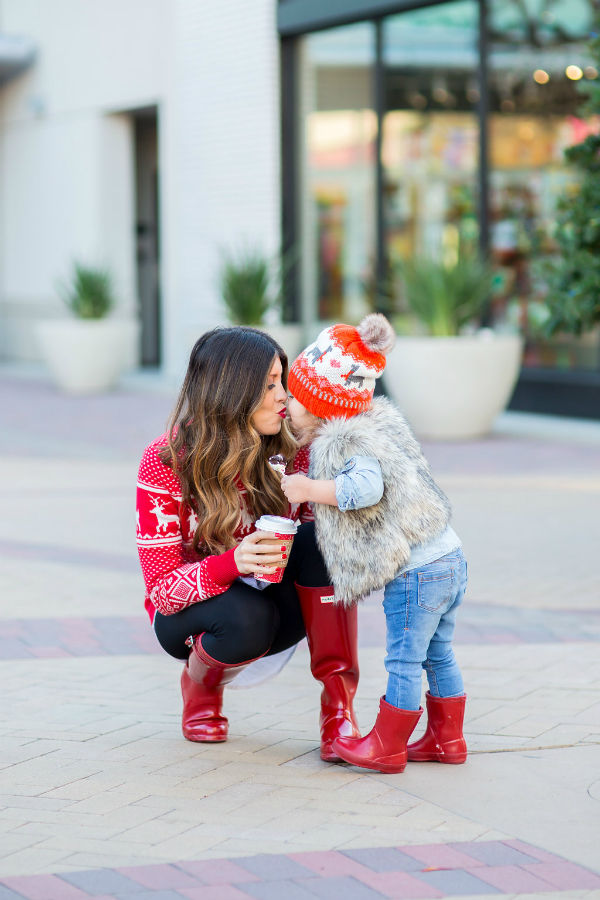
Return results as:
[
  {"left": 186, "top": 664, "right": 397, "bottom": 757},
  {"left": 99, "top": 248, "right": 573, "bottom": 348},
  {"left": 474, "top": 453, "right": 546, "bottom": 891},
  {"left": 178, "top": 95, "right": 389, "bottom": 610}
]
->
[
  {"left": 295, "top": 583, "right": 361, "bottom": 761},
  {"left": 407, "top": 692, "right": 467, "bottom": 764},
  {"left": 332, "top": 696, "right": 422, "bottom": 774},
  {"left": 181, "top": 633, "right": 262, "bottom": 743}
]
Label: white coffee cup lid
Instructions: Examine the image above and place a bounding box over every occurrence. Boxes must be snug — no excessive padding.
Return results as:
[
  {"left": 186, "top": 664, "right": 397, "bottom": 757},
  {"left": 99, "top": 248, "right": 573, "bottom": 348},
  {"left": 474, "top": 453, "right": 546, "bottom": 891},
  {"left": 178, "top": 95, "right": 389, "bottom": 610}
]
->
[{"left": 254, "top": 515, "right": 298, "bottom": 535}]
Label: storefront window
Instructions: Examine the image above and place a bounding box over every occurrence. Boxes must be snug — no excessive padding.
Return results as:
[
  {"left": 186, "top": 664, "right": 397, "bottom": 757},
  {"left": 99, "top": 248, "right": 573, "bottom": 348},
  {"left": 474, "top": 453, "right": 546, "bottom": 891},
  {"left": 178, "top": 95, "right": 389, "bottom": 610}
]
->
[
  {"left": 488, "top": 0, "right": 599, "bottom": 369},
  {"left": 296, "top": 0, "right": 599, "bottom": 371},
  {"left": 300, "top": 23, "right": 376, "bottom": 325},
  {"left": 382, "top": 1, "right": 480, "bottom": 291}
]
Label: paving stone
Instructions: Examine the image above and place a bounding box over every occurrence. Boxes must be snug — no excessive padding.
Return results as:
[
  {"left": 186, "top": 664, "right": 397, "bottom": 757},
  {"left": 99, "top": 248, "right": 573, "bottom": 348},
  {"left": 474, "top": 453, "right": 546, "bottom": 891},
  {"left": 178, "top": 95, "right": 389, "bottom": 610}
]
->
[
  {"left": 520, "top": 862, "right": 600, "bottom": 889},
  {"left": 114, "top": 864, "right": 201, "bottom": 890},
  {"left": 237, "top": 881, "right": 321, "bottom": 900},
  {"left": 178, "top": 888, "right": 253, "bottom": 900},
  {"left": 111, "top": 892, "right": 185, "bottom": 900},
  {"left": 0, "top": 885, "right": 35, "bottom": 900},
  {"left": 464, "top": 864, "right": 559, "bottom": 893},
  {"left": 414, "top": 869, "right": 503, "bottom": 895},
  {"left": 298, "top": 875, "right": 387, "bottom": 900},
  {"left": 448, "top": 840, "right": 539, "bottom": 866},
  {"left": 345, "top": 871, "right": 444, "bottom": 900},
  {"left": 59, "top": 870, "right": 147, "bottom": 895},
  {"left": 232, "top": 855, "right": 315, "bottom": 881},
  {"left": 400, "top": 844, "right": 486, "bottom": 869},
  {"left": 341, "top": 848, "right": 423, "bottom": 873},
  {"left": 287, "top": 851, "right": 377, "bottom": 880},
  {"left": 0, "top": 874, "right": 90, "bottom": 899},
  {"left": 177, "top": 859, "right": 260, "bottom": 885},
  {"left": 501, "top": 839, "right": 565, "bottom": 863}
]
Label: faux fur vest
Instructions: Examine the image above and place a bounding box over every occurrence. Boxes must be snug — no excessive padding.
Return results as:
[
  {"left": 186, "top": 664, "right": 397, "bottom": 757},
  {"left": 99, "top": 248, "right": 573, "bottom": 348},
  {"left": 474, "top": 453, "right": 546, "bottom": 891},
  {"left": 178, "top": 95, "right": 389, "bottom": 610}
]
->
[{"left": 309, "top": 397, "right": 451, "bottom": 606}]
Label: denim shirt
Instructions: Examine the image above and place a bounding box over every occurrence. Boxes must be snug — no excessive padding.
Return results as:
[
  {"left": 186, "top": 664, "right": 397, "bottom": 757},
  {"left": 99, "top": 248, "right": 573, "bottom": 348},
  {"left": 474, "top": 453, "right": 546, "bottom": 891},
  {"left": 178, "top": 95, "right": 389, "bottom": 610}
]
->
[
  {"left": 334, "top": 456, "right": 461, "bottom": 575},
  {"left": 334, "top": 456, "right": 384, "bottom": 511}
]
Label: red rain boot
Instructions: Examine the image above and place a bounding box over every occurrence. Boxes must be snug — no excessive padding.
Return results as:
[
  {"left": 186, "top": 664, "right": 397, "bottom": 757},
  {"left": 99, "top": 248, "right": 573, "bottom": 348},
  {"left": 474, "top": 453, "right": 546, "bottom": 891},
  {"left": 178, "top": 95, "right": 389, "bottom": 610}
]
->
[
  {"left": 295, "top": 583, "right": 360, "bottom": 761},
  {"left": 333, "top": 696, "right": 422, "bottom": 774},
  {"left": 407, "top": 692, "right": 467, "bottom": 764},
  {"left": 181, "top": 633, "right": 263, "bottom": 743}
]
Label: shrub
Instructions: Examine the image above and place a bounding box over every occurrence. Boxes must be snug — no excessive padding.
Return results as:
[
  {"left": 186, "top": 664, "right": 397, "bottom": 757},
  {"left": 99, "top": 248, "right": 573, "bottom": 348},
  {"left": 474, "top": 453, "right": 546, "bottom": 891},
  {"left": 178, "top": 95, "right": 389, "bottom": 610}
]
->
[
  {"left": 397, "top": 250, "right": 493, "bottom": 337},
  {"left": 62, "top": 263, "right": 114, "bottom": 320},
  {"left": 219, "top": 248, "right": 273, "bottom": 326}
]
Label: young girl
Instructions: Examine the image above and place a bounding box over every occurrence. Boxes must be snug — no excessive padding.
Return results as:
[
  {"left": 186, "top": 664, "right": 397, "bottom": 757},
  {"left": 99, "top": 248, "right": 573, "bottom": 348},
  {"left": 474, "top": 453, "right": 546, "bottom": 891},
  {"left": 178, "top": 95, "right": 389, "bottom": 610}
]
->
[{"left": 280, "top": 314, "right": 468, "bottom": 774}]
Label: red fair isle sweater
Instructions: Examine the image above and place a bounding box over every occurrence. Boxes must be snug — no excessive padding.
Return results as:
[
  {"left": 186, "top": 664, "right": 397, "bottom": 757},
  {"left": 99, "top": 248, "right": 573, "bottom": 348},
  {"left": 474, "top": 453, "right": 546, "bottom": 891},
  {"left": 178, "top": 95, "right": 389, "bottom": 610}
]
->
[{"left": 137, "top": 436, "right": 313, "bottom": 622}]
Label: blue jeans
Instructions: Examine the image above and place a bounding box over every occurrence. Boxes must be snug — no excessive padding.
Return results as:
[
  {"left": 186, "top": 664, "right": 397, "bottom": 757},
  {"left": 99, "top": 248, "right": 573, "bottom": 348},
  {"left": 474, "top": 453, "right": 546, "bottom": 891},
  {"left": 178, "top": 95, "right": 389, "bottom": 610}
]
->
[{"left": 383, "top": 549, "right": 467, "bottom": 711}]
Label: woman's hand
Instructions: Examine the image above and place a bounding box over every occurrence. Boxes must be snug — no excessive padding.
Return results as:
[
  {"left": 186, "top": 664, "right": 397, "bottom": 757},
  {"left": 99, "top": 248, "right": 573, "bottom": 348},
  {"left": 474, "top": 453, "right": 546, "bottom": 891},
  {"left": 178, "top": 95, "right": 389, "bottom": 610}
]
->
[
  {"left": 234, "top": 530, "right": 285, "bottom": 576},
  {"left": 280, "top": 473, "right": 313, "bottom": 504}
]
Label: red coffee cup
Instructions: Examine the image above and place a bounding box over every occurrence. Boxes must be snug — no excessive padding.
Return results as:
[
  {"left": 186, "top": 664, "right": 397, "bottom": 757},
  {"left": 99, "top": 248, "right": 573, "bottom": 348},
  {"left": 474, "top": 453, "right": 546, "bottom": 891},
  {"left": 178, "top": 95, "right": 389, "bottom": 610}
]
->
[{"left": 253, "top": 515, "right": 298, "bottom": 583}]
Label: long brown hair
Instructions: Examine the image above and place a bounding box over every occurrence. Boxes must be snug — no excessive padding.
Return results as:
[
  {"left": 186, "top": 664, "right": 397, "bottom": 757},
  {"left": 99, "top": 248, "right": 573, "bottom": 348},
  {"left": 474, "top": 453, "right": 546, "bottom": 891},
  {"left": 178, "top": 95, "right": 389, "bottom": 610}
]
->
[{"left": 160, "top": 327, "right": 297, "bottom": 555}]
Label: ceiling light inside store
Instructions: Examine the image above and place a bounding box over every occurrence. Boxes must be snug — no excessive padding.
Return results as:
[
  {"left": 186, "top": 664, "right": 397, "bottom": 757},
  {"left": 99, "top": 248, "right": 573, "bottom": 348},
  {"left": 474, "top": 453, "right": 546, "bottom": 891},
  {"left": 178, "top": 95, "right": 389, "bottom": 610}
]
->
[
  {"left": 533, "top": 69, "right": 550, "bottom": 84},
  {"left": 433, "top": 87, "right": 448, "bottom": 103},
  {"left": 500, "top": 99, "right": 515, "bottom": 112},
  {"left": 518, "top": 123, "right": 535, "bottom": 141},
  {"left": 566, "top": 65, "right": 583, "bottom": 80},
  {"left": 467, "top": 87, "right": 480, "bottom": 103},
  {"left": 584, "top": 66, "right": 598, "bottom": 79},
  {"left": 409, "top": 92, "right": 427, "bottom": 109}
]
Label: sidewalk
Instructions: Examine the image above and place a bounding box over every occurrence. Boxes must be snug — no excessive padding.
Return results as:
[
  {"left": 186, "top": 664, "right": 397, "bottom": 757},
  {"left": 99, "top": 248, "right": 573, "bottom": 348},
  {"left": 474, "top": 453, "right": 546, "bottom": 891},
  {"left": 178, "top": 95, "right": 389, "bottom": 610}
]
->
[{"left": 0, "top": 371, "right": 599, "bottom": 899}]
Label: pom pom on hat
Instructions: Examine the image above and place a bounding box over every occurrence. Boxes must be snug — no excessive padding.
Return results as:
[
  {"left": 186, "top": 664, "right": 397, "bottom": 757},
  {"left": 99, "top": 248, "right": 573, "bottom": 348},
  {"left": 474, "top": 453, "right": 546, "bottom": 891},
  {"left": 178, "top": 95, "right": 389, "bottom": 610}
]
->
[{"left": 357, "top": 313, "right": 396, "bottom": 355}]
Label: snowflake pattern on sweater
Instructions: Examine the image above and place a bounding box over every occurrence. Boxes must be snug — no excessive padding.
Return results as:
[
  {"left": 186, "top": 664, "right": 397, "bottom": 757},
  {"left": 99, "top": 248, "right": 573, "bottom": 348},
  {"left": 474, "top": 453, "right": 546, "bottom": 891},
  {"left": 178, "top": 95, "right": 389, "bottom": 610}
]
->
[{"left": 137, "top": 436, "right": 313, "bottom": 621}]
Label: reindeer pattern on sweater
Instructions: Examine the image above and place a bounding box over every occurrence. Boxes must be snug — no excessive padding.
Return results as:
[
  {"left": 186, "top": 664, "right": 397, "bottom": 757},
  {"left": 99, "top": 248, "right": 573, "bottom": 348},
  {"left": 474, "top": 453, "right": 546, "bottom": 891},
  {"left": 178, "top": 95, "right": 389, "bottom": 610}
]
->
[{"left": 136, "top": 437, "right": 313, "bottom": 621}]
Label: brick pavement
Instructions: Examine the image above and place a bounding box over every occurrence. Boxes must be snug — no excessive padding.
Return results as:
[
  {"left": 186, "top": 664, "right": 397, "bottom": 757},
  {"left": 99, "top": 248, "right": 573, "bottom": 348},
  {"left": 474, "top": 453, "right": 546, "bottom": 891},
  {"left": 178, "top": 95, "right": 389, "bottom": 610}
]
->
[
  {"left": 1, "top": 604, "right": 600, "bottom": 660},
  {"left": 0, "top": 840, "right": 599, "bottom": 900},
  {"left": 0, "top": 373, "right": 599, "bottom": 894}
]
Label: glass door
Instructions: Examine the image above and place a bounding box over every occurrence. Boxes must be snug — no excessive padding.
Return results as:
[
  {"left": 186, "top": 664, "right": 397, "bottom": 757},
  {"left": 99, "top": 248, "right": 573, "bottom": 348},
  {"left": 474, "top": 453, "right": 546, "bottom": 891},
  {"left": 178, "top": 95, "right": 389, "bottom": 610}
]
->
[
  {"left": 381, "top": 1, "right": 480, "bottom": 314},
  {"left": 299, "top": 22, "right": 377, "bottom": 330}
]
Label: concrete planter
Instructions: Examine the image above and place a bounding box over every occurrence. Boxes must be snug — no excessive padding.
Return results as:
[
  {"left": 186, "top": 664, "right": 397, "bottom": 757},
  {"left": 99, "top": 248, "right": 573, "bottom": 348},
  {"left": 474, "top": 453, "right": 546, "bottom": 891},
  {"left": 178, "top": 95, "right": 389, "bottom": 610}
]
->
[
  {"left": 36, "top": 318, "right": 139, "bottom": 394},
  {"left": 385, "top": 333, "right": 523, "bottom": 440}
]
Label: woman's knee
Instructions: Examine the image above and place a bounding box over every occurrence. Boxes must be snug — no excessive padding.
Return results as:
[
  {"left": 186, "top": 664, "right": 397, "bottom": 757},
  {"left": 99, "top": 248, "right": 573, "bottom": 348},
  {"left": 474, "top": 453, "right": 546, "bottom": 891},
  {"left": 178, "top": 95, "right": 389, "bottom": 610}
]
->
[{"left": 213, "top": 593, "right": 280, "bottom": 663}]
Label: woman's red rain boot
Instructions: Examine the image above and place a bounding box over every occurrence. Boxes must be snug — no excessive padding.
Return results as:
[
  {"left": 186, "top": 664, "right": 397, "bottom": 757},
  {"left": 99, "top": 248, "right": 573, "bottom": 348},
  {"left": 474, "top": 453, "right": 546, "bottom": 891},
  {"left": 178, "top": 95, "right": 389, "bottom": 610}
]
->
[
  {"left": 333, "top": 696, "right": 422, "bottom": 774},
  {"left": 295, "top": 583, "right": 361, "bottom": 761},
  {"left": 407, "top": 692, "right": 467, "bottom": 764},
  {"left": 181, "top": 634, "right": 262, "bottom": 743}
]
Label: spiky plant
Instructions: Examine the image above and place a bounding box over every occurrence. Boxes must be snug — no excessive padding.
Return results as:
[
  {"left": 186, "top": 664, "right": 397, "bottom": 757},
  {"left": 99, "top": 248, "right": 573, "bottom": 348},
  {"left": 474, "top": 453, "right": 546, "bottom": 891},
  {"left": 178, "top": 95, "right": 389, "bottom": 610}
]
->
[
  {"left": 398, "top": 250, "right": 493, "bottom": 337},
  {"left": 219, "top": 248, "right": 273, "bottom": 326},
  {"left": 62, "top": 263, "right": 114, "bottom": 319}
]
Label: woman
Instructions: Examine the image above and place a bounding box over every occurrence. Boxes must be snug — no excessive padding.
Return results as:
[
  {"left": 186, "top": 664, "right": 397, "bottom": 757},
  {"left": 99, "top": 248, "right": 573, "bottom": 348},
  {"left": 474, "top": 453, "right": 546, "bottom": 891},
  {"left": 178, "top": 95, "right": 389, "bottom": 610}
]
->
[{"left": 136, "top": 327, "right": 360, "bottom": 759}]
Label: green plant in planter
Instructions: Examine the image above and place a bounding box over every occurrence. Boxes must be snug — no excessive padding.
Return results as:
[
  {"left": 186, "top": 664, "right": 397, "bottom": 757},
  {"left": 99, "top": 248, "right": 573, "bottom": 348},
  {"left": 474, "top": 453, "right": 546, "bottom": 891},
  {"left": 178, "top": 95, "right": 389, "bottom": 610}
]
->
[
  {"left": 219, "top": 248, "right": 274, "bottom": 326},
  {"left": 542, "top": 23, "right": 600, "bottom": 336},
  {"left": 397, "top": 250, "right": 493, "bottom": 337},
  {"left": 62, "top": 263, "right": 114, "bottom": 319}
]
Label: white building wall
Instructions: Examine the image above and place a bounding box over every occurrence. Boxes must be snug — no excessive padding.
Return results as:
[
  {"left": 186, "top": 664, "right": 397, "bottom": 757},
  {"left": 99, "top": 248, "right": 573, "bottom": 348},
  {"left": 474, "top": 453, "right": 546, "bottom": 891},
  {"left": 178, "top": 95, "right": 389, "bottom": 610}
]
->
[
  {"left": 163, "top": 0, "right": 281, "bottom": 377},
  {"left": 0, "top": 0, "right": 281, "bottom": 376}
]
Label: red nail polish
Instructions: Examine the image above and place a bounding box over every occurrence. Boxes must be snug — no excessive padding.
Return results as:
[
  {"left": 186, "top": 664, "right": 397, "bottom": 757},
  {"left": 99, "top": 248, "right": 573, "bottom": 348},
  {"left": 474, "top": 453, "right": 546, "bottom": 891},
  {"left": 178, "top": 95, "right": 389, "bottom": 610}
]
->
[
  {"left": 281, "top": 545, "right": 287, "bottom": 551},
  {"left": 282, "top": 553, "right": 287, "bottom": 559}
]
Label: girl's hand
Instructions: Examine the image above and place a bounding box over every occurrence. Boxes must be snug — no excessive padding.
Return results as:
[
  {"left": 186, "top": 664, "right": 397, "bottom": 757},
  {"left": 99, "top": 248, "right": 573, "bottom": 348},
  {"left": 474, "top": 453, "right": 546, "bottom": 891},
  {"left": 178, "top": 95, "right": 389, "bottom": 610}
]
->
[
  {"left": 280, "top": 473, "right": 313, "bottom": 504},
  {"left": 234, "top": 530, "right": 285, "bottom": 575},
  {"left": 282, "top": 474, "right": 339, "bottom": 507}
]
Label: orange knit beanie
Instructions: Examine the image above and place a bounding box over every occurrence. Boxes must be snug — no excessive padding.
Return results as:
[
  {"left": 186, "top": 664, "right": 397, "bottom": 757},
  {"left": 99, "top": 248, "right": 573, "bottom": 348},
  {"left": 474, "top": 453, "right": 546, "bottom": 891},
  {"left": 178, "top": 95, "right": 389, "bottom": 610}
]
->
[{"left": 288, "top": 313, "right": 395, "bottom": 419}]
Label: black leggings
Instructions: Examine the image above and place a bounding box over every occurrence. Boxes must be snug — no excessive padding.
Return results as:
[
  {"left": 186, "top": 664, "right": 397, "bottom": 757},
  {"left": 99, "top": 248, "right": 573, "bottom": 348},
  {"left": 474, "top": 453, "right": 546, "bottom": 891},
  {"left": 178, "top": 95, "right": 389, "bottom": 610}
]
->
[{"left": 154, "top": 521, "right": 330, "bottom": 664}]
